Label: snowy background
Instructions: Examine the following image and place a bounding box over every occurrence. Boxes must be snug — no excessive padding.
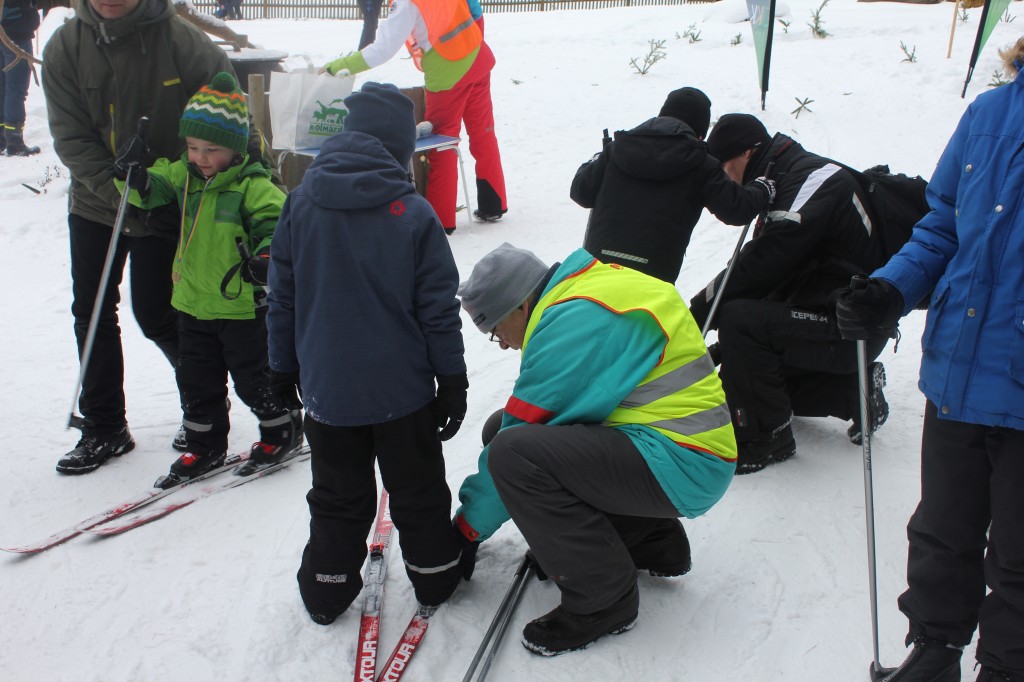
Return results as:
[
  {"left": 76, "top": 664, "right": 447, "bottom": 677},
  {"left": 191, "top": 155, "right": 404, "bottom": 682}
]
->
[{"left": 2, "top": 0, "right": 1017, "bottom": 679}]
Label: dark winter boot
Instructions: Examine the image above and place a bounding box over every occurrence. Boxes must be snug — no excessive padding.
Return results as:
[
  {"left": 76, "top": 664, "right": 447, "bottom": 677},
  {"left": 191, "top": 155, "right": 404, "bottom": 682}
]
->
[
  {"left": 472, "top": 208, "right": 506, "bottom": 223},
  {"left": 628, "top": 518, "right": 692, "bottom": 577},
  {"left": 522, "top": 584, "right": 639, "bottom": 656},
  {"left": 5, "top": 126, "right": 40, "bottom": 157},
  {"left": 56, "top": 426, "right": 136, "bottom": 474},
  {"left": 735, "top": 420, "right": 796, "bottom": 475},
  {"left": 877, "top": 636, "right": 964, "bottom": 681},
  {"left": 849, "top": 362, "right": 890, "bottom": 445},
  {"left": 976, "top": 667, "right": 1018, "bottom": 681},
  {"left": 236, "top": 409, "right": 303, "bottom": 475},
  {"left": 166, "top": 450, "right": 227, "bottom": 484}
]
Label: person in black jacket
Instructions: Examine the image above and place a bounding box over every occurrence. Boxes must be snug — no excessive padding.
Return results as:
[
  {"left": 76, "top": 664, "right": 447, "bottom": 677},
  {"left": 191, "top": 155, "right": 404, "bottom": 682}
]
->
[
  {"left": 0, "top": 0, "right": 40, "bottom": 155},
  {"left": 571, "top": 87, "right": 774, "bottom": 283},
  {"left": 689, "top": 113, "right": 891, "bottom": 473}
]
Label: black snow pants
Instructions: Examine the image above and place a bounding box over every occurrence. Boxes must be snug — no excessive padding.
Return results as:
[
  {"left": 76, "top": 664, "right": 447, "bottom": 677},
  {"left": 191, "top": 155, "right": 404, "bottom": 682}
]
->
[
  {"left": 175, "top": 309, "right": 284, "bottom": 455},
  {"left": 897, "top": 401, "right": 1024, "bottom": 676},
  {"left": 298, "top": 404, "right": 461, "bottom": 614},
  {"left": 69, "top": 214, "right": 178, "bottom": 435},
  {"left": 716, "top": 298, "right": 887, "bottom": 442}
]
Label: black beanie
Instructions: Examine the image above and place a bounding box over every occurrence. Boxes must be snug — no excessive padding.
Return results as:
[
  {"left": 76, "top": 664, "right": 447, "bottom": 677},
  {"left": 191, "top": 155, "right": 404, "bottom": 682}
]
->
[
  {"left": 658, "top": 87, "right": 712, "bottom": 138},
  {"left": 342, "top": 82, "right": 416, "bottom": 166},
  {"left": 706, "top": 113, "right": 771, "bottom": 163}
]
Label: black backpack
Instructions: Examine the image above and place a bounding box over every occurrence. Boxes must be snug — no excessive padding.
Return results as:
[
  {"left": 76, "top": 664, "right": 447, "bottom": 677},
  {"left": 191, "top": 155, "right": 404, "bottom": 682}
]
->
[
  {"left": 837, "top": 163, "right": 933, "bottom": 308},
  {"left": 849, "top": 164, "right": 930, "bottom": 259}
]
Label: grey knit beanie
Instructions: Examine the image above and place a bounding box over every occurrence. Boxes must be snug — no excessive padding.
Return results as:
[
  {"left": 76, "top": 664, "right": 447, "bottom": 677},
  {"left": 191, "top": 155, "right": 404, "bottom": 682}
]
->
[{"left": 458, "top": 243, "right": 549, "bottom": 333}]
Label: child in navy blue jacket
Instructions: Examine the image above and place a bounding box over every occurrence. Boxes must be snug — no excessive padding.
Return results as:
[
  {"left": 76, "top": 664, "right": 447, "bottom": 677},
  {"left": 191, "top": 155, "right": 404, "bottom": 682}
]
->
[{"left": 265, "top": 83, "right": 468, "bottom": 625}]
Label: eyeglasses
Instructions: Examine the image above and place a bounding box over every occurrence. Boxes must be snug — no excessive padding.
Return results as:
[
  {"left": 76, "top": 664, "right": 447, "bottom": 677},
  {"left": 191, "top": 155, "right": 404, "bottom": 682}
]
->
[{"left": 488, "top": 329, "right": 502, "bottom": 343}]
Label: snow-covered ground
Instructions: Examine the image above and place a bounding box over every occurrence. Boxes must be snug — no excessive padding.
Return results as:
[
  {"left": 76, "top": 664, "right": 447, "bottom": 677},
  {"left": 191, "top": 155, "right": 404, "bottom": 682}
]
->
[{"left": 2, "top": 0, "right": 1017, "bottom": 679}]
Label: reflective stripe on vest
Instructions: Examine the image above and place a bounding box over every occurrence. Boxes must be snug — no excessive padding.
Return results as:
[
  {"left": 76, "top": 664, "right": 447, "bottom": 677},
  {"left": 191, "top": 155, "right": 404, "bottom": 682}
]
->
[
  {"left": 524, "top": 259, "right": 737, "bottom": 462},
  {"left": 407, "top": 0, "right": 481, "bottom": 63}
]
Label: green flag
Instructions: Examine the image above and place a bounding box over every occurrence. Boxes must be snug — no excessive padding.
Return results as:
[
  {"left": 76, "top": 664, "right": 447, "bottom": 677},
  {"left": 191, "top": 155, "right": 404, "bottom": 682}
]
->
[
  {"left": 963, "top": 0, "right": 1013, "bottom": 97},
  {"left": 746, "top": 0, "right": 777, "bottom": 110}
]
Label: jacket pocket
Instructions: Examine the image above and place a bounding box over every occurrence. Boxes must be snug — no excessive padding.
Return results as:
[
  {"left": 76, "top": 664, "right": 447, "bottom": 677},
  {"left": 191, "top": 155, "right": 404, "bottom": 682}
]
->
[
  {"left": 1011, "top": 301, "right": 1024, "bottom": 386},
  {"left": 920, "top": 280, "right": 950, "bottom": 351}
]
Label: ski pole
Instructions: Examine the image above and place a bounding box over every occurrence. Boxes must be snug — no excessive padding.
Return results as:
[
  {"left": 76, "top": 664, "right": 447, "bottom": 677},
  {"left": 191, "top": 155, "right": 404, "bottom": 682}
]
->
[
  {"left": 477, "top": 558, "right": 535, "bottom": 682},
  {"left": 701, "top": 161, "right": 775, "bottom": 339},
  {"left": 463, "top": 552, "right": 534, "bottom": 682},
  {"left": 856, "top": 330, "right": 884, "bottom": 679},
  {"left": 66, "top": 116, "right": 149, "bottom": 429}
]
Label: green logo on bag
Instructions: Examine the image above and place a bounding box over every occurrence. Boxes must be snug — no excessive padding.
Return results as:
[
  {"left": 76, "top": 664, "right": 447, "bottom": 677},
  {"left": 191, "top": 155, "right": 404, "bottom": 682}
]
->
[{"left": 308, "top": 98, "right": 348, "bottom": 137}]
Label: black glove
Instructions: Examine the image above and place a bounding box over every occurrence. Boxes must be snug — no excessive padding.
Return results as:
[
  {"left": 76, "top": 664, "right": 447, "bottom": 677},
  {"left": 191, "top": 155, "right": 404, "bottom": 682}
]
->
[
  {"left": 113, "top": 134, "right": 150, "bottom": 192},
  {"left": 689, "top": 289, "right": 712, "bottom": 331},
  {"left": 241, "top": 246, "right": 271, "bottom": 286},
  {"left": 706, "top": 341, "right": 722, "bottom": 367},
  {"left": 146, "top": 204, "right": 181, "bottom": 241},
  {"left": 452, "top": 517, "right": 480, "bottom": 581},
  {"left": 267, "top": 369, "right": 302, "bottom": 410},
  {"left": 433, "top": 373, "right": 468, "bottom": 441},
  {"left": 835, "top": 277, "right": 904, "bottom": 340}
]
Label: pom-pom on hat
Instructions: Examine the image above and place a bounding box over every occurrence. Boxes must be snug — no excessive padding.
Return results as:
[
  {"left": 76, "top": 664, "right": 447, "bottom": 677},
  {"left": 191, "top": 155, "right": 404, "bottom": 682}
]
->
[
  {"left": 458, "top": 243, "right": 549, "bottom": 333},
  {"left": 342, "top": 82, "right": 416, "bottom": 167},
  {"left": 179, "top": 72, "right": 249, "bottom": 153},
  {"left": 706, "top": 113, "right": 772, "bottom": 163},
  {"left": 659, "top": 87, "right": 712, "bottom": 139}
]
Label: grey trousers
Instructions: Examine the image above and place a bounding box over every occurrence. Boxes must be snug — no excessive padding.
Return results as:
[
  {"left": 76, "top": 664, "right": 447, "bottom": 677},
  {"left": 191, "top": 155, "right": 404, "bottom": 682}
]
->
[{"left": 488, "top": 422, "right": 679, "bottom": 614}]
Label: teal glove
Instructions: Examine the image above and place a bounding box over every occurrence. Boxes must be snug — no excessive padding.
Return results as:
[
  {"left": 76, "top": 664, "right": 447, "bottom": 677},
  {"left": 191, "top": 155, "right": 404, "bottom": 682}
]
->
[{"left": 324, "top": 51, "right": 370, "bottom": 76}]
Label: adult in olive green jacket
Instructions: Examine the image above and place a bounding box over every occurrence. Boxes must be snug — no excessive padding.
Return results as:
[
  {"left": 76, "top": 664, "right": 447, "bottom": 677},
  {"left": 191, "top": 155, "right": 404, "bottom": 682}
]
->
[{"left": 43, "top": 0, "right": 234, "bottom": 475}]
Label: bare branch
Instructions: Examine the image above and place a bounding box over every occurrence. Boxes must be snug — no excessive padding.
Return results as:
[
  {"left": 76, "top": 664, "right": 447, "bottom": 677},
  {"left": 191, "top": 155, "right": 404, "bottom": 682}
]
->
[
  {"left": 0, "top": 0, "right": 43, "bottom": 85},
  {"left": 172, "top": 0, "right": 252, "bottom": 49}
]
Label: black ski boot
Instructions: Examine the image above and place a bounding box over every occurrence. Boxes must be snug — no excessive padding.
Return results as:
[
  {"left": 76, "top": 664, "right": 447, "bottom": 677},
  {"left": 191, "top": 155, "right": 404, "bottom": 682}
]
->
[
  {"left": 735, "top": 420, "right": 796, "bottom": 475},
  {"left": 236, "top": 409, "right": 303, "bottom": 476},
  {"left": 849, "top": 362, "right": 890, "bottom": 445},
  {"left": 164, "top": 450, "right": 227, "bottom": 486},
  {"left": 472, "top": 208, "right": 506, "bottom": 223},
  {"left": 878, "top": 636, "right": 964, "bottom": 681},
  {"left": 56, "top": 426, "right": 135, "bottom": 474},
  {"left": 975, "top": 667, "right": 1018, "bottom": 681},
  {"left": 522, "top": 585, "right": 639, "bottom": 656},
  {"left": 629, "top": 518, "right": 692, "bottom": 577},
  {"left": 5, "top": 126, "right": 40, "bottom": 156}
]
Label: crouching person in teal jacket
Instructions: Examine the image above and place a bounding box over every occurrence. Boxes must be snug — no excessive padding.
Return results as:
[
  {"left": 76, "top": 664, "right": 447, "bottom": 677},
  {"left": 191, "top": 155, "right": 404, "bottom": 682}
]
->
[{"left": 453, "top": 243, "right": 738, "bottom": 656}]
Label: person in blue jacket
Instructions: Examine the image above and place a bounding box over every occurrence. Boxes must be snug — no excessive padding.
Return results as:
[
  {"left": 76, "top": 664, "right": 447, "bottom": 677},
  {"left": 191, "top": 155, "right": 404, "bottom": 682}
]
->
[
  {"left": 835, "top": 37, "right": 1024, "bottom": 682},
  {"left": 454, "top": 243, "right": 737, "bottom": 656},
  {"left": 265, "top": 82, "right": 468, "bottom": 626}
]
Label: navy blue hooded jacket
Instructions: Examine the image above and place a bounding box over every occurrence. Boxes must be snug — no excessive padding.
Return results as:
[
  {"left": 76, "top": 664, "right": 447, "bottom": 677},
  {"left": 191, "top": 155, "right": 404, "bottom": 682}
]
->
[{"left": 266, "top": 130, "right": 466, "bottom": 426}]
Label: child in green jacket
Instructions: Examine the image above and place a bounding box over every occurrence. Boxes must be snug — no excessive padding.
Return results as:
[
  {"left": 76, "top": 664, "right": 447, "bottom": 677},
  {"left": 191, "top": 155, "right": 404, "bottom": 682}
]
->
[{"left": 115, "top": 72, "right": 302, "bottom": 487}]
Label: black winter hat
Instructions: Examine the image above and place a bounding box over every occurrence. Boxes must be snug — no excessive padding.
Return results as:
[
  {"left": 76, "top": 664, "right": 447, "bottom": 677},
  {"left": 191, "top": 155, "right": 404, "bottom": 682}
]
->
[
  {"left": 706, "top": 113, "right": 771, "bottom": 163},
  {"left": 342, "top": 82, "right": 416, "bottom": 166},
  {"left": 658, "top": 87, "right": 712, "bottom": 139}
]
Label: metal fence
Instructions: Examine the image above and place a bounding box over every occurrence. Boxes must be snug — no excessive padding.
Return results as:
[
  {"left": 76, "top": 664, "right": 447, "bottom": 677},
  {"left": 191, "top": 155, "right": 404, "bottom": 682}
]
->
[{"left": 193, "top": 0, "right": 703, "bottom": 21}]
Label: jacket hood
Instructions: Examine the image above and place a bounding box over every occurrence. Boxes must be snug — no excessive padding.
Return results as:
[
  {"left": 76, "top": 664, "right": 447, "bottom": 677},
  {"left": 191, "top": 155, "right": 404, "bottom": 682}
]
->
[
  {"left": 77, "top": 0, "right": 174, "bottom": 43},
  {"left": 610, "top": 116, "right": 706, "bottom": 180},
  {"left": 301, "top": 132, "right": 416, "bottom": 210}
]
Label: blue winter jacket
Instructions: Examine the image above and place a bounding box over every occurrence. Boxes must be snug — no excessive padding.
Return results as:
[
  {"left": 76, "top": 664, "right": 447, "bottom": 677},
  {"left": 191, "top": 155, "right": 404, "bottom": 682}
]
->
[
  {"left": 266, "top": 131, "right": 466, "bottom": 426},
  {"left": 874, "top": 70, "right": 1024, "bottom": 430}
]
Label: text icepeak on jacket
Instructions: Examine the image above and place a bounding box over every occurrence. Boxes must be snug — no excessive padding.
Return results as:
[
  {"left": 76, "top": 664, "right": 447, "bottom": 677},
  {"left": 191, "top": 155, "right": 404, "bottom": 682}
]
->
[
  {"left": 266, "top": 130, "right": 467, "bottom": 426},
  {"left": 572, "top": 116, "right": 770, "bottom": 283}
]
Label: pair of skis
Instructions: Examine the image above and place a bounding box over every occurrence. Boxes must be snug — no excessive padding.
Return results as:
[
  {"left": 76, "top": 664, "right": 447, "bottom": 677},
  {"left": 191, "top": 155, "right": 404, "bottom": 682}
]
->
[
  {"left": 1, "top": 445, "right": 310, "bottom": 554},
  {"left": 353, "top": 490, "right": 437, "bottom": 682}
]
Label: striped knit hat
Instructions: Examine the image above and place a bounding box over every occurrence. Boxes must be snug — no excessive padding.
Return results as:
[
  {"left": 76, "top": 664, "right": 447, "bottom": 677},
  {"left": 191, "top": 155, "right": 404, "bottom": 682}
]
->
[{"left": 179, "top": 72, "right": 249, "bottom": 153}]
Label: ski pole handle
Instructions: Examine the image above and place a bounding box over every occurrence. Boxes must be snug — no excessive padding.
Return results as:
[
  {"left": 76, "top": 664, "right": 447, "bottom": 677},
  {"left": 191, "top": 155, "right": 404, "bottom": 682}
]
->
[{"left": 235, "top": 236, "right": 252, "bottom": 261}]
